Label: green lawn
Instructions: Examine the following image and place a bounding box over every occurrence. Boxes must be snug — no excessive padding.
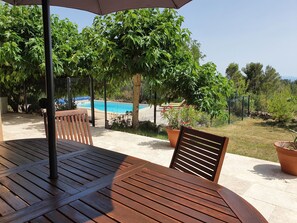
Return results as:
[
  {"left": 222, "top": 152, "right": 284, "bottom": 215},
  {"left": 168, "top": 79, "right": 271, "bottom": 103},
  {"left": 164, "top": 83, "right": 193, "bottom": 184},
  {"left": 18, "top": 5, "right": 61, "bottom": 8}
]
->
[
  {"left": 114, "top": 118, "right": 296, "bottom": 162},
  {"left": 199, "top": 118, "right": 294, "bottom": 162}
]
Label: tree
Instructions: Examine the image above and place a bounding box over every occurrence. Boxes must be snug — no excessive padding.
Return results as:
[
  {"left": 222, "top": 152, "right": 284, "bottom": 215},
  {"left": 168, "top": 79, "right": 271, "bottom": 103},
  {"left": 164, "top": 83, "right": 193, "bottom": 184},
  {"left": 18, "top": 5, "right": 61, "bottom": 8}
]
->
[
  {"left": 188, "top": 39, "right": 204, "bottom": 65},
  {"left": 240, "top": 63, "right": 283, "bottom": 111},
  {"left": 262, "top": 66, "right": 281, "bottom": 97},
  {"left": 242, "top": 62, "right": 264, "bottom": 94},
  {"left": 0, "top": 5, "right": 81, "bottom": 111},
  {"left": 291, "top": 80, "right": 297, "bottom": 95},
  {"left": 162, "top": 62, "right": 233, "bottom": 123},
  {"left": 50, "top": 15, "right": 81, "bottom": 78},
  {"left": 190, "top": 63, "right": 233, "bottom": 122},
  {"left": 226, "top": 63, "right": 246, "bottom": 95},
  {"left": 85, "top": 9, "right": 192, "bottom": 128},
  {"left": 0, "top": 5, "right": 43, "bottom": 111},
  {"left": 268, "top": 88, "right": 296, "bottom": 123}
]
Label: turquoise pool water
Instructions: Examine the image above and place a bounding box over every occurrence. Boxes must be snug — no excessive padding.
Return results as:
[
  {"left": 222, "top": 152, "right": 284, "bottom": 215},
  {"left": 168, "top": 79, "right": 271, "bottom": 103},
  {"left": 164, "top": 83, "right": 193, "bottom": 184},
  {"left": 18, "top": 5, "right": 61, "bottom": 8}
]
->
[{"left": 77, "top": 100, "right": 148, "bottom": 114}]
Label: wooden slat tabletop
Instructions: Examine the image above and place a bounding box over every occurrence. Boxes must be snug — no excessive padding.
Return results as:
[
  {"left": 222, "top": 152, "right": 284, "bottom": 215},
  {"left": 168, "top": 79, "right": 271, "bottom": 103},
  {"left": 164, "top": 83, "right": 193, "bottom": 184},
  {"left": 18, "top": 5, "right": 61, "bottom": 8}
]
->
[{"left": 0, "top": 139, "right": 268, "bottom": 223}]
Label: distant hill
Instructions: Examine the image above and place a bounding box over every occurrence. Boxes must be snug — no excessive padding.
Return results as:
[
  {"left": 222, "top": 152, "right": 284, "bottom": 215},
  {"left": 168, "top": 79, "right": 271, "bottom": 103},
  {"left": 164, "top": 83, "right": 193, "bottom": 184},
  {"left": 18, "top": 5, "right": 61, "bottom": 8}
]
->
[{"left": 281, "top": 76, "right": 297, "bottom": 81}]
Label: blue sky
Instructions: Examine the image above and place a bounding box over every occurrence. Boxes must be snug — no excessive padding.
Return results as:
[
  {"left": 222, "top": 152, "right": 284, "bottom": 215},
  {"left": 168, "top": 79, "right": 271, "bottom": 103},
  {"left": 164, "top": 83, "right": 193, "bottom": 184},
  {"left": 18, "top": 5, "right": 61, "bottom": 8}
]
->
[{"left": 51, "top": 0, "right": 297, "bottom": 80}]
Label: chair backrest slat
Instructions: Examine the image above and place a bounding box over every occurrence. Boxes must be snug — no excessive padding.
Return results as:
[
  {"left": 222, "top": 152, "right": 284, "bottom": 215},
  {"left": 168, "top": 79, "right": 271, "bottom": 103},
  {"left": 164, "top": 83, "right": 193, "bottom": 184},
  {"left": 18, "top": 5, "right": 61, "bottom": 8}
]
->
[
  {"left": 173, "top": 151, "right": 215, "bottom": 176},
  {"left": 57, "top": 116, "right": 64, "bottom": 139},
  {"left": 170, "top": 126, "right": 229, "bottom": 183},
  {"left": 179, "top": 139, "right": 219, "bottom": 159},
  {"left": 176, "top": 148, "right": 216, "bottom": 170},
  {"left": 78, "top": 113, "right": 85, "bottom": 144},
  {"left": 44, "top": 109, "right": 93, "bottom": 145},
  {"left": 67, "top": 115, "right": 73, "bottom": 141},
  {"left": 73, "top": 114, "right": 80, "bottom": 142}
]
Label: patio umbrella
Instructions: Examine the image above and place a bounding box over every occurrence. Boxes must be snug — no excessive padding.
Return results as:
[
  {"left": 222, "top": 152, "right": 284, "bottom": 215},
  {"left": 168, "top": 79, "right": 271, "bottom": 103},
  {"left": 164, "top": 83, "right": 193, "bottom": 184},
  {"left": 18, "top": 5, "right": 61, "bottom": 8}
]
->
[
  {"left": 3, "top": 0, "right": 191, "bottom": 14},
  {"left": 1, "top": 0, "right": 192, "bottom": 179}
]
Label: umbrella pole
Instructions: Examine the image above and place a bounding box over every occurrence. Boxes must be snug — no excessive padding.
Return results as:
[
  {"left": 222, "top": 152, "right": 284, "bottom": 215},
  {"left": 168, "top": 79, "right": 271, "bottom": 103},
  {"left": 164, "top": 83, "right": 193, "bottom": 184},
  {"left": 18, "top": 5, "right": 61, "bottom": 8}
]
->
[{"left": 42, "top": 0, "right": 58, "bottom": 179}]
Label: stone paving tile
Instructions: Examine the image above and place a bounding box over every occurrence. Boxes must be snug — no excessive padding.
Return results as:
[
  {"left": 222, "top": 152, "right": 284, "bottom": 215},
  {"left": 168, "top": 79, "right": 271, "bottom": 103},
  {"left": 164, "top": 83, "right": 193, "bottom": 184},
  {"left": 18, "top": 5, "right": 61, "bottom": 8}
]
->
[
  {"left": 285, "top": 178, "right": 297, "bottom": 195},
  {"left": 222, "top": 153, "right": 293, "bottom": 191},
  {"left": 242, "top": 196, "right": 275, "bottom": 221},
  {"left": 218, "top": 174, "right": 252, "bottom": 195},
  {"left": 92, "top": 128, "right": 174, "bottom": 166},
  {"left": 268, "top": 207, "right": 297, "bottom": 223},
  {"left": 244, "top": 184, "right": 297, "bottom": 212}
]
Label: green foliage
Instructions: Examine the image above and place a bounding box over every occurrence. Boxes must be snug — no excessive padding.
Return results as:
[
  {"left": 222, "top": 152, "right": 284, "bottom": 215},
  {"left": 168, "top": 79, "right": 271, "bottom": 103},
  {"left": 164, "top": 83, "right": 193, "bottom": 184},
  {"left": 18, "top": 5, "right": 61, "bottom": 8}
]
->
[
  {"left": 189, "top": 63, "right": 233, "bottom": 120},
  {"left": 0, "top": 4, "right": 81, "bottom": 112},
  {"left": 0, "top": 5, "right": 43, "bottom": 85},
  {"left": 50, "top": 15, "right": 81, "bottom": 77},
  {"left": 268, "top": 89, "right": 296, "bottom": 123},
  {"left": 225, "top": 63, "right": 247, "bottom": 95},
  {"left": 228, "top": 96, "right": 249, "bottom": 117},
  {"left": 111, "top": 120, "right": 168, "bottom": 140},
  {"left": 161, "top": 107, "right": 180, "bottom": 129},
  {"left": 262, "top": 66, "right": 281, "bottom": 96},
  {"left": 242, "top": 62, "right": 264, "bottom": 94},
  {"left": 0, "top": 5, "right": 234, "bottom": 121},
  {"left": 161, "top": 106, "right": 209, "bottom": 129},
  {"left": 110, "top": 115, "right": 131, "bottom": 129},
  {"left": 160, "top": 62, "right": 233, "bottom": 122},
  {"left": 0, "top": 5, "right": 81, "bottom": 79},
  {"left": 227, "top": 62, "right": 283, "bottom": 113},
  {"left": 54, "top": 77, "right": 91, "bottom": 101},
  {"left": 243, "top": 63, "right": 281, "bottom": 93},
  {"left": 287, "top": 129, "right": 297, "bottom": 150},
  {"left": 188, "top": 39, "right": 205, "bottom": 65},
  {"left": 210, "top": 111, "right": 229, "bottom": 127},
  {"left": 291, "top": 80, "right": 297, "bottom": 95},
  {"left": 84, "top": 9, "right": 191, "bottom": 80},
  {"left": 83, "top": 9, "right": 195, "bottom": 127},
  {"left": 252, "top": 93, "right": 268, "bottom": 112}
]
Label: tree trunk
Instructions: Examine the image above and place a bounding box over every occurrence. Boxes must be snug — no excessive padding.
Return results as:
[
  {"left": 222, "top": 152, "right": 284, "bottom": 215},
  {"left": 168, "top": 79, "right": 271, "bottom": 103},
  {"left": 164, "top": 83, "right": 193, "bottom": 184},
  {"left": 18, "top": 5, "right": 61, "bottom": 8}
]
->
[{"left": 132, "top": 74, "right": 141, "bottom": 129}]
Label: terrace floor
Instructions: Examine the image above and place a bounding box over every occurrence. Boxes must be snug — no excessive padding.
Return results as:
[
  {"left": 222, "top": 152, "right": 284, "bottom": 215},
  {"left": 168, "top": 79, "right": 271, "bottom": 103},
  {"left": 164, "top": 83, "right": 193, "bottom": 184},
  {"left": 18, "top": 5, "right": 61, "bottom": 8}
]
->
[{"left": 2, "top": 112, "right": 297, "bottom": 223}]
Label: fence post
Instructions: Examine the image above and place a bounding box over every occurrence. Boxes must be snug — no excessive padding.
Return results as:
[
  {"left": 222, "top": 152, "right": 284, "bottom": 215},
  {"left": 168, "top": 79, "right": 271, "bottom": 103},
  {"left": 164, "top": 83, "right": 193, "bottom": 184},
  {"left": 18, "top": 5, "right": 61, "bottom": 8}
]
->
[
  {"left": 67, "top": 77, "right": 71, "bottom": 109},
  {"left": 89, "top": 77, "right": 95, "bottom": 127},
  {"left": 247, "top": 95, "right": 250, "bottom": 116},
  {"left": 104, "top": 79, "right": 108, "bottom": 129},
  {"left": 24, "top": 83, "right": 28, "bottom": 113},
  {"left": 242, "top": 96, "right": 244, "bottom": 121},
  {"left": 228, "top": 98, "right": 231, "bottom": 124}
]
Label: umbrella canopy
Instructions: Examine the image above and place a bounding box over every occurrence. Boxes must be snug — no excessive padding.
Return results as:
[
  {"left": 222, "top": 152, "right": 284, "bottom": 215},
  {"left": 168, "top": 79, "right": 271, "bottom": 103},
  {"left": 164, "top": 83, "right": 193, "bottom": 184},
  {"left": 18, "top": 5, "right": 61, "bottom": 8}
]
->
[
  {"left": 3, "top": 0, "right": 191, "bottom": 14},
  {"left": 1, "top": 0, "right": 192, "bottom": 179}
]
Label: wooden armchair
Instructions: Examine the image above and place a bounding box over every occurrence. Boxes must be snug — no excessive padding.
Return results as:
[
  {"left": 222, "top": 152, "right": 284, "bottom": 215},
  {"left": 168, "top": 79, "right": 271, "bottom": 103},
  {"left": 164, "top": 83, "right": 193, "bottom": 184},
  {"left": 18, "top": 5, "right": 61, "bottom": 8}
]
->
[
  {"left": 170, "top": 126, "right": 229, "bottom": 183},
  {"left": 44, "top": 109, "right": 93, "bottom": 145}
]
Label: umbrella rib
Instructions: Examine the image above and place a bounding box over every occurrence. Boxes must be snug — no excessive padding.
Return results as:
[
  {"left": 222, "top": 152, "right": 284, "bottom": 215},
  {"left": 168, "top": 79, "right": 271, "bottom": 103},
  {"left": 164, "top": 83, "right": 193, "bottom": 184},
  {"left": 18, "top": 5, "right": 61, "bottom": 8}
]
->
[
  {"left": 97, "top": 0, "right": 103, "bottom": 15},
  {"left": 172, "top": 0, "right": 178, "bottom": 8}
]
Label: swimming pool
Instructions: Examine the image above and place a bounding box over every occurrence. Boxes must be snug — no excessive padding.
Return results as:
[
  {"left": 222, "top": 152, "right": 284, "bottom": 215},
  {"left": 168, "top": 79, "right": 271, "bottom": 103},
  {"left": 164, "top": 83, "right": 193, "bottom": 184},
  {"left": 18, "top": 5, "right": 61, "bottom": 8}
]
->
[{"left": 77, "top": 100, "right": 148, "bottom": 114}]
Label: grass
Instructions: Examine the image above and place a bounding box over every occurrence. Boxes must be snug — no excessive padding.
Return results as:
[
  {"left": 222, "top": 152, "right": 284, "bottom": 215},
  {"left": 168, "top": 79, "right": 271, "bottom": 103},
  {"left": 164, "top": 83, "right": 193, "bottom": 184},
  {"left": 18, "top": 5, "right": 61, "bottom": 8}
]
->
[
  {"left": 200, "top": 118, "right": 295, "bottom": 162},
  {"left": 113, "top": 118, "right": 296, "bottom": 162}
]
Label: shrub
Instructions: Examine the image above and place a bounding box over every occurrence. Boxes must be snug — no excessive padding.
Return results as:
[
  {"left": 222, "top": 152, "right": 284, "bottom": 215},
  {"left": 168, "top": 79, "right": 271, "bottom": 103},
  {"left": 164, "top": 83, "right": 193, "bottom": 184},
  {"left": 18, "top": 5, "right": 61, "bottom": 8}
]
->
[
  {"left": 211, "top": 111, "right": 229, "bottom": 127},
  {"left": 268, "top": 90, "right": 295, "bottom": 123},
  {"left": 161, "top": 105, "right": 209, "bottom": 129},
  {"left": 252, "top": 93, "right": 268, "bottom": 112}
]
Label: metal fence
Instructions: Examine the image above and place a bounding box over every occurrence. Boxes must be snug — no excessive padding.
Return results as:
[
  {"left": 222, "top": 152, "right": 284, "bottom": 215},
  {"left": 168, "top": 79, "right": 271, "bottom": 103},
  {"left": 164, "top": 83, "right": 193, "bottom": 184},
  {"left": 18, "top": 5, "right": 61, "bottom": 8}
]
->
[
  {"left": 227, "top": 95, "right": 250, "bottom": 124},
  {"left": 55, "top": 78, "right": 252, "bottom": 128},
  {"left": 55, "top": 77, "right": 92, "bottom": 108}
]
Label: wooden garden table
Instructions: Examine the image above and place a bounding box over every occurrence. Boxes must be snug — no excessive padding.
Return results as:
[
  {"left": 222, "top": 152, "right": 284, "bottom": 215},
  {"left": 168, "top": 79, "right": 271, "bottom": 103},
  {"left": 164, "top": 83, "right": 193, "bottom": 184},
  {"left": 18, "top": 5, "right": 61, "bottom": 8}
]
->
[{"left": 0, "top": 138, "right": 267, "bottom": 222}]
